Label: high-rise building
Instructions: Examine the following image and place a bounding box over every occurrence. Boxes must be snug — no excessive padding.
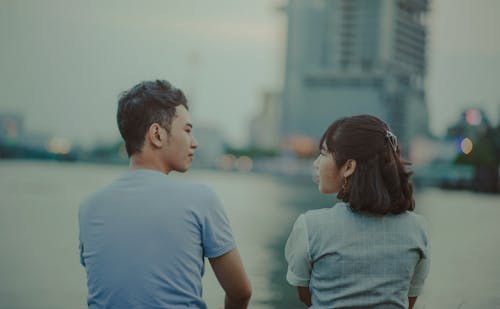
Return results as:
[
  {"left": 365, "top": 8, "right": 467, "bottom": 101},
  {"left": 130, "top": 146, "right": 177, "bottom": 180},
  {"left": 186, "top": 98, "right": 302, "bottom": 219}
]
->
[
  {"left": 249, "top": 90, "right": 281, "bottom": 151},
  {"left": 281, "top": 0, "right": 430, "bottom": 153}
]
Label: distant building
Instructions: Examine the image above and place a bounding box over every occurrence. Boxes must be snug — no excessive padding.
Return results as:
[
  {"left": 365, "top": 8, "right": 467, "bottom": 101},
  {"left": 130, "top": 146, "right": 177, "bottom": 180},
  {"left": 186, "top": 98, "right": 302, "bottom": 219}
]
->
[
  {"left": 0, "top": 113, "right": 24, "bottom": 143},
  {"left": 281, "top": 0, "right": 430, "bottom": 153},
  {"left": 410, "top": 136, "right": 456, "bottom": 165},
  {"left": 447, "top": 108, "right": 492, "bottom": 140},
  {"left": 19, "top": 133, "right": 52, "bottom": 151},
  {"left": 249, "top": 90, "right": 281, "bottom": 150},
  {"left": 411, "top": 108, "right": 494, "bottom": 165}
]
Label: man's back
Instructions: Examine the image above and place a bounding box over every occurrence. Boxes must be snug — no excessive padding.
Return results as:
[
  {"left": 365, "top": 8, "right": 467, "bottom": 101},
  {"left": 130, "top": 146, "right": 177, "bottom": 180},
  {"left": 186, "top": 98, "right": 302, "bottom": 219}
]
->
[{"left": 79, "top": 169, "right": 235, "bottom": 309}]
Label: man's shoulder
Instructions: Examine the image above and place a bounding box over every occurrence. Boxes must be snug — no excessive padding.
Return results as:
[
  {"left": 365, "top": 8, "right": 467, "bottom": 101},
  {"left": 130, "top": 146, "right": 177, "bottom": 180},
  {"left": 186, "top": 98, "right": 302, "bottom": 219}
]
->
[
  {"left": 164, "top": 179, "right": 217, "bottom": 199},
  {"left": 79, "top": 173, "right": 220, "bottom": 217},
  {"left": 79, "top": 184, "right": 115, "bottom": 214}
]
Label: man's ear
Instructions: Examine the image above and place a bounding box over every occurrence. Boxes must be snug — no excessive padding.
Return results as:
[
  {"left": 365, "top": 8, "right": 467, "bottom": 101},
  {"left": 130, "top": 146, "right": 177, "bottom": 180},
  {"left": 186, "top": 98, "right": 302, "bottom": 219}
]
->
[
  {"left": 343, "top": 159, "right": 357, "bottom": 178},
  {"left": 147, "top": 123, "right": 166, "bottom": 148}
]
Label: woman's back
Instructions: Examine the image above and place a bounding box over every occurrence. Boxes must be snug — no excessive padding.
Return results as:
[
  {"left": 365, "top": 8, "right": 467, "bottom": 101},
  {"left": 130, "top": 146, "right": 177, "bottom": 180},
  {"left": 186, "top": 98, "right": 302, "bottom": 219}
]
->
[
  {"left": 286, "top": 203, "right": 429, "bottom": 309},
  {"left": 285, "top": 115, "right": 430, "bottom": 308}
]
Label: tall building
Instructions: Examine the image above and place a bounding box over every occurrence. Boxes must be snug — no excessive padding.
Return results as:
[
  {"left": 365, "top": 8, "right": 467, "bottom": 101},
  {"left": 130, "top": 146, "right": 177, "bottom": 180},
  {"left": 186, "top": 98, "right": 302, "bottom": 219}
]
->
[
  {"left": 281, "top": 0, "right": 430, "bottom": 153},
  {"left": 249, "top": 90, "right": 281, "bottom": 151}
]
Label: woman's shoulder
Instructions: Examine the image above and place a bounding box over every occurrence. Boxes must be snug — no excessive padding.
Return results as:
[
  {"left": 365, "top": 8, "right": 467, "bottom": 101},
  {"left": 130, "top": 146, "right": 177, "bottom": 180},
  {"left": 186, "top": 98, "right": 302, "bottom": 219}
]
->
[
  {"left": 401, "top": 211, "right": 428, "bottom": 228},
  {"left": 408, "top": 212, "right": 429, "bottom": 235},
  {"left": 301, "top": 202, "right": 350, "bottom": 224},
  {"left": 385, "top": 211, "right": 429, "bottom": 241}
]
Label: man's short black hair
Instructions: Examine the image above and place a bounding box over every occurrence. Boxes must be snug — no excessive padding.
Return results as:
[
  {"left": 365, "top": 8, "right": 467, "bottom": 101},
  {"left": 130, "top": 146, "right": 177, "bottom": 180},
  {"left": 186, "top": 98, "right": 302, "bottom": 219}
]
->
[{"left": 117, "top": 80, "right": 188, "bottom": 156}]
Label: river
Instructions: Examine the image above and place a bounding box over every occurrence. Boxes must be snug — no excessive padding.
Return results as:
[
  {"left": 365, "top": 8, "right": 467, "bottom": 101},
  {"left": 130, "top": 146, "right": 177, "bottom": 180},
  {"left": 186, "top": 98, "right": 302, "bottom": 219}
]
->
[{"left": 0, "top": 161, "right": 499, "bottom": 308}]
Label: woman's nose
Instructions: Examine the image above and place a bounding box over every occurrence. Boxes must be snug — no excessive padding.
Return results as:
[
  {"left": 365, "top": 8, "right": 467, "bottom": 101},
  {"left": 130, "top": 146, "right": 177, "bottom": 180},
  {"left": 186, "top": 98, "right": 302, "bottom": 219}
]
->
[{"left": 313, "top": 156, "right": 320, "bottom": 168}]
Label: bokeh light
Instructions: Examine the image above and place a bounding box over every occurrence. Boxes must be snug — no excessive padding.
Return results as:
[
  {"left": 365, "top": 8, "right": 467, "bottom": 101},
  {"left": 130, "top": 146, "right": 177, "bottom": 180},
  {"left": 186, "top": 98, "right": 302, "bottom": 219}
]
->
[
  {"left": 465, "top": 109, "right": 482, "bottom": 125},
  {"left": 235, "top": 156, "right": 253, "bottom": 173},
  {"left": 217, "top": 154, "right": 236, "bottom": 171},
  {"left": 460, "top": 137, "right": 473, "bottom": 154},
  {"left": 46, "top": 138, "right": 72, "bottom": 155}
]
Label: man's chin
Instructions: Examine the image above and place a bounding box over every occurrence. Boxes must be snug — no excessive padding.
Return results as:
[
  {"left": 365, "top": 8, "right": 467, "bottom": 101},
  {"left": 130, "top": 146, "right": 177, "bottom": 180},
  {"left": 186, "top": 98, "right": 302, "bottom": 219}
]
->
[{"left": 175, "top": 164, "right": 191, "bottom": 173}]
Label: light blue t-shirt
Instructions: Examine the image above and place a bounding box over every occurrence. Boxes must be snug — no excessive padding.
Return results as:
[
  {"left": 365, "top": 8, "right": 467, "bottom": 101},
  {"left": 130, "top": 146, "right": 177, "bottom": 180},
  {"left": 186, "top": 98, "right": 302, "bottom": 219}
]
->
[
  {"left": 79, "top": 169, "right": 236, "bottom": 309},
  {"left": 285, "top": 202, "right": 430, "bottom": 309}
]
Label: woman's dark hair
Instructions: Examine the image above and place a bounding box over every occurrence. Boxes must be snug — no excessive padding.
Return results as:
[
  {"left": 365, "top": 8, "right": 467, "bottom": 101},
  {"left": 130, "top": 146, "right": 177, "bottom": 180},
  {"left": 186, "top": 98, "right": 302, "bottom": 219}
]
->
[
  {"left": 117, "top": 79, "right": 188, "bottom": 156},
  {"left": 319, "top": 115, "right": 414, "bottom": 215}
]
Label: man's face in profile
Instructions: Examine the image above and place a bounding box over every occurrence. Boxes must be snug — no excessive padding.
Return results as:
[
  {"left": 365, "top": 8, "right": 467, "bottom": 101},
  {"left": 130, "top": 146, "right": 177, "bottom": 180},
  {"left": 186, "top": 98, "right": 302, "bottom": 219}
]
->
[{"left": 161, "top": 105, "right": 198, "bottom": 173}]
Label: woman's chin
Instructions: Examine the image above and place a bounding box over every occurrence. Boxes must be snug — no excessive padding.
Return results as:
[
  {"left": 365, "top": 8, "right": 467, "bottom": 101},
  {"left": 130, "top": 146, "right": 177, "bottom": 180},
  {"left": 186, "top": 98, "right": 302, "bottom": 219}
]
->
[{"left": 319, "top": 185, "right": 337, "bottom": 194}]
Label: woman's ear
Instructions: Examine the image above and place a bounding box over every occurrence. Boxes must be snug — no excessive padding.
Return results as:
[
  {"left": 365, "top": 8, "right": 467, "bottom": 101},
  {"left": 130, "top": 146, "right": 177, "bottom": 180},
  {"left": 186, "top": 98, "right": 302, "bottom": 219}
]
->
[{"left": 343, "top": 159, "right": 356, "bottom": 178}]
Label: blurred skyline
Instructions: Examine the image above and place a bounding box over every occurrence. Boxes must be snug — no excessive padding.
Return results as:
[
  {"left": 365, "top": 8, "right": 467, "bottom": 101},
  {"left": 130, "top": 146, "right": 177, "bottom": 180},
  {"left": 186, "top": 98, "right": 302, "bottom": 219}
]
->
[{"left": 1, "top": 0, "right": 500, "bottom": 147}]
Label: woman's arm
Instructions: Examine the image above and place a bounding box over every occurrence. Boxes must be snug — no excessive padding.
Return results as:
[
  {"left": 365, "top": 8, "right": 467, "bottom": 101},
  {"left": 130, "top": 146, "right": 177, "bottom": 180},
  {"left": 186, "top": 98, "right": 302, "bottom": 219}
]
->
[
  {"left": 297, "top": 286, "right": 312, "bottom": 307},
  {"left": 408, "top": 296, "right": 417, "bottom": 309},
  {"left": 286, "top": 215, "right": 313, "bottom": 307}
]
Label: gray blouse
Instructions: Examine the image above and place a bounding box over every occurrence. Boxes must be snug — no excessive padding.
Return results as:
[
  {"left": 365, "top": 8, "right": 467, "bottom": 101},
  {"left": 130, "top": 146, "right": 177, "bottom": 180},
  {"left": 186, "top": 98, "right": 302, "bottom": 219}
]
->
[{"left": 285, "top": 202, "right": 430, "bottom": 309}]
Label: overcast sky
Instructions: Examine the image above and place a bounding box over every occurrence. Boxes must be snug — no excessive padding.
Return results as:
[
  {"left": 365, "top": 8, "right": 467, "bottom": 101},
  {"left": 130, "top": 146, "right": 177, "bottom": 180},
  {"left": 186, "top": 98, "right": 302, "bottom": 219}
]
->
[{"left": 1, "top": 0, "right": 499, "bottom": 147}]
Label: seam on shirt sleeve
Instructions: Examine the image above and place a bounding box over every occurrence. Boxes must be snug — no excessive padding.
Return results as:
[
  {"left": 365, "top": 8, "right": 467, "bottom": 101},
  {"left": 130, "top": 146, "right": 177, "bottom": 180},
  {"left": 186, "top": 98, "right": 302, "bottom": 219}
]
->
[
  {"left": 205, "top": 242, "right": 237, "bottom": 259},
  {"left": 286, "top": 269, "right": 310, "bottom": 287},
  {"left": 408, "top": 284, "right": 423, "bottom": 297},
  {"left": 285, "top": 214, "right": 312, "bottom": 287},
  {"left": 301, "top": 215, "right": 312, "bottom": 263}
]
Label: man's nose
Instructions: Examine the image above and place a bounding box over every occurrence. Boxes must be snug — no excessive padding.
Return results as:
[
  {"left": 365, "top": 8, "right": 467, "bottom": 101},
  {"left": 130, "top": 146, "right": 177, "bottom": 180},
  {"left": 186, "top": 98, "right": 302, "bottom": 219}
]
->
[{"left": 191, "top": 136, "right": 199, "bottom": 149}]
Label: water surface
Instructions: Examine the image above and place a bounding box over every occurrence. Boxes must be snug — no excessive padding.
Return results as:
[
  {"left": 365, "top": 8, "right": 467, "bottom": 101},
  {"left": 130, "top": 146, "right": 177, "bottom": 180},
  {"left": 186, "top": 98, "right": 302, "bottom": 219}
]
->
[{"left": 0, "top": 161, "right": 499, "bottom": 308}]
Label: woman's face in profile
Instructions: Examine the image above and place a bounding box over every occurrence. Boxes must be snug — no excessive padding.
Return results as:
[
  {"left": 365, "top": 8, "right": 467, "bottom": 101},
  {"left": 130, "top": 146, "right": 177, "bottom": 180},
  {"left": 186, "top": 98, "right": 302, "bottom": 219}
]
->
[{"left": 313, "top": 147, "right": 342, "bottom": 194}]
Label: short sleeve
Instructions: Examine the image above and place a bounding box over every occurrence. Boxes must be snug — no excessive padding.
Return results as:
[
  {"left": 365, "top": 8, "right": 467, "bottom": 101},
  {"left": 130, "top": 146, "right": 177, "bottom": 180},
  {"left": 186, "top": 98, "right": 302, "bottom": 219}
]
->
[
  {"left": 285, "top": 214, "right": 312, "bottom": 287},
  {"left": 79, "top": 241, "right": 85, "bottom": 266},
  {"left": 409, "top": 217, "right": 431, "bottom": 296},
  {"left": 408, "top": 255, "right": 430, "bottom": 296},
  {"left": 201, "top": 189, "right": 236, "bottom": 258},
  {"left": 78, "top": 205, "right": 86, "bottom": 267}
]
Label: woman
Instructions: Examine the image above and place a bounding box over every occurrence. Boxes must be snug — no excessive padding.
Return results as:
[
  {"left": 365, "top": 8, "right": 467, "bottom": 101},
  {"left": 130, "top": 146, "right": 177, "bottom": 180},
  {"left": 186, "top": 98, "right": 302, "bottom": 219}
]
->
[{"left": 285, "top": 115, "right": 430, "bottom": 309}]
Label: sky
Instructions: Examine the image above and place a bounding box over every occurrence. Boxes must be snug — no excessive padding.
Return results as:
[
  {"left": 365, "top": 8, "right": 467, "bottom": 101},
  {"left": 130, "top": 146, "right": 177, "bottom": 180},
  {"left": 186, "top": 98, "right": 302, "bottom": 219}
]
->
[{"left": 0, "top": 0, "right": 499, "bottom": 147}]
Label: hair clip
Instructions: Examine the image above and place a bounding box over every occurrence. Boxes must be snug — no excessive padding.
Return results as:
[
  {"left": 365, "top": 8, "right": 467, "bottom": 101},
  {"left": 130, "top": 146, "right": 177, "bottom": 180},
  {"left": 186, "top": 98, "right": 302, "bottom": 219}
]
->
[{"left": 385, "top": 130, "right": 398, "bottom": 152}]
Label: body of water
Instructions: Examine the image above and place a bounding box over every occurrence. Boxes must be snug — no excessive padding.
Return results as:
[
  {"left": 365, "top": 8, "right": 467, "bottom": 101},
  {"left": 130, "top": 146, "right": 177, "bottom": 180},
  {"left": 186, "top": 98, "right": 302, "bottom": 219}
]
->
[{"left": 0, "top": 161, "right": 499, "bottom": 308}]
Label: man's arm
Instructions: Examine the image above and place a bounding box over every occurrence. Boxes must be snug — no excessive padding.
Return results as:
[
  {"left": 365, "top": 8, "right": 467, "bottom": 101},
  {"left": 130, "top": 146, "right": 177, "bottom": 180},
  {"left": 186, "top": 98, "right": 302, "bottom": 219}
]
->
[
  {"left": 209, "top": 248, "right": 252, "bottom": 309},
  {"left": 297, "top": 286, "right": 312, "bottom": 307}
]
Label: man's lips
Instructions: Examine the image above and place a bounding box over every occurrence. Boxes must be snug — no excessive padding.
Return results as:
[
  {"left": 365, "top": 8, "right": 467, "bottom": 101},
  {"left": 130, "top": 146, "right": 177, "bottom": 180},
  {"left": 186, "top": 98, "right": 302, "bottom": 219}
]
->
[{"left": 312, "top": 173, "right": 319, "bottom": 184}]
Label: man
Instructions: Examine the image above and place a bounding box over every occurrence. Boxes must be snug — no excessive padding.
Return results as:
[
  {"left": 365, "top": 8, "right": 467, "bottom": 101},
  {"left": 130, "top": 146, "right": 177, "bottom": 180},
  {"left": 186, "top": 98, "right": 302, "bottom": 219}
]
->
[{"left": 79, "top": 80, "right": 251, "bottom": 308}]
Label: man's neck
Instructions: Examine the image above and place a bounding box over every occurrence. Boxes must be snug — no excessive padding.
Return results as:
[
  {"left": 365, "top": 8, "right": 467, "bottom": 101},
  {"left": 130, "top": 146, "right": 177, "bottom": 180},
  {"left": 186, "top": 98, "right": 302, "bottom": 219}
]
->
[{"left": 129, "top": 153, "right": 171, "bottom": 174}]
